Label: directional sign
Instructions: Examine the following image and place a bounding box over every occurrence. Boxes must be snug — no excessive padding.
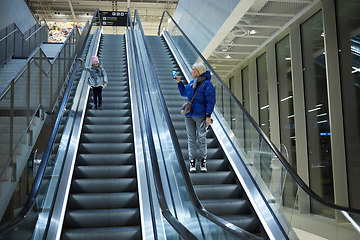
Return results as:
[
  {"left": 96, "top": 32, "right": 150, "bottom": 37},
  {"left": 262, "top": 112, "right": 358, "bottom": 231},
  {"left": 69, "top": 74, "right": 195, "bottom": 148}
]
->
[{"left": 100, "top": 11, "right": 128, "bottom": 26}]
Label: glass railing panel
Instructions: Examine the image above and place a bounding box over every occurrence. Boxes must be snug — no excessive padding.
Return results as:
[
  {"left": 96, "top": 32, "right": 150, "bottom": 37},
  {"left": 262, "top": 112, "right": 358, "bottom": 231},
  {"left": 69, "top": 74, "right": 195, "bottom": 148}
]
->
[{"left": 158, "top": 13, "right": 198, "bottom": 68}]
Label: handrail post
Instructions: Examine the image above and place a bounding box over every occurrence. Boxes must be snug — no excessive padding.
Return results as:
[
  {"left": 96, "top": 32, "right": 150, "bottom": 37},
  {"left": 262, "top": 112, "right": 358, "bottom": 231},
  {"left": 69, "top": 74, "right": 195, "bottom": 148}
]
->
[
  {"left": 5, "top": 27, "right": 8, "bottom": 61},
  {"left": 39, "top": 51, "right": 42, "bottom": 106},
  {"left": 10, "top": 79, "right": 15, "bottom": 181},
  {"left": 50, "top": 64, "right": 53, "bottom": 108},
  {"left": 27, "top": 62, "right": 31, "bottom": 126}
]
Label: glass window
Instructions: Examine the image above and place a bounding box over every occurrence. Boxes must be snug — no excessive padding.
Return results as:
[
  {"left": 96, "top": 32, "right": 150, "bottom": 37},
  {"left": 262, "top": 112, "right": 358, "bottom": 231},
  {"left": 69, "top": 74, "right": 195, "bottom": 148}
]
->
[
  {"left": 276, "top": 35, "right": 297, "bottom": 208},
  {"left": 257, "top": 53, "right": 270, "bottom": 137},
  {"left": 301, "top": 10, "right": 334, "bottom": 217},
  {"left": 335, "top": 0, "right": 360, "bottom": 210}
]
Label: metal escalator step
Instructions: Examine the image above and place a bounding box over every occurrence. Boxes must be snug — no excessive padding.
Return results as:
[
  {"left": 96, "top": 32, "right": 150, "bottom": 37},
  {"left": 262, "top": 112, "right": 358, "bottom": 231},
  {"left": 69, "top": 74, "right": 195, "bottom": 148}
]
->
[
  {"left": 102, "top": 85, "right": 128, "bottom": 91},
  {"left": 189, "top": 171, "right": 235, "bottom": 185},
  {"left": 194, "top": 184, "right": 241, "bottom": 199},
  {"left": 221, "top": 215, "right": 259, "bottom": 233},
  {"left": 64, "top": 208, "right": 140, "bottom": 228},
  {"left": 76, "top": 153, "right": 135, "bottom": 166},
  {"left": 84, "top": 116, "right": 131, "bottom": 125},
  {"left": 85, "top": 109, "right": 131, "bottom": 117},
  {"left": 61, "top": 226, "right": 141, "bottom": 240},
  {"left": 81, "top": 125, "right": 132, "bottom": 134},
  {"left": 67, "top": 192, "right": 139, "bottom": 209},
  {"left": 80, "top": 133, "right": 133, "bottom": 143},
  {"left": 200, "top": 199, "right": 249, "bottom": 215},
  {"left": 70, "top": 178, "right": 137, "bottom": 193},
  {"left": 92, "top": 102, "right": 130, "bottom": 109},
  {"left": 74, "top": 165, "right": 136, "bottom": 178},
  {"left": 78, "top": 143, "right": 133, "bottom": 154}
]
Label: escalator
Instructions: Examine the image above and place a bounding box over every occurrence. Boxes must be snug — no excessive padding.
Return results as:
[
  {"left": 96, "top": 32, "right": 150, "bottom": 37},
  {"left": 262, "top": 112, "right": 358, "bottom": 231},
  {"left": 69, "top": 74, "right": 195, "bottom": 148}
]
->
[
  {"left": 145, "top": 36, "right": 269, "bottom": 239},
  {"left": 60, "top": 34, "right": 141, "bottom": 240}
]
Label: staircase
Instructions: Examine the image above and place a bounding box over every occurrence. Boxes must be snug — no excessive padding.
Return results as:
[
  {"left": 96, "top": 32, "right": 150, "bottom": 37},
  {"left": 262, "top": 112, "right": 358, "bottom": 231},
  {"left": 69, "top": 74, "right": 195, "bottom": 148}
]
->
[
  {"left": 61, "top": 34, "right": 141, "bottom": 240},
  {"left": 145, "top": 35, "right": 268, "bottom": 239}
]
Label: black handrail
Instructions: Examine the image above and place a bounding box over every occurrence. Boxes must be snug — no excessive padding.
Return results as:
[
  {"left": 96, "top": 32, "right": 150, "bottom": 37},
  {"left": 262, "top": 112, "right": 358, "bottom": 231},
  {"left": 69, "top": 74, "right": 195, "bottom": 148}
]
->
[
  {"left": 134, "top": 9, "right": 262, "bottom": 239},
  {"left": 158, "top": 10, "right": 360, "bottom": 216},
  {"left": 129, "top": 9, "right": 197, "bottom": 240},
  {"left": 0, "top": 9, "right": 99, "bottom": 237}
]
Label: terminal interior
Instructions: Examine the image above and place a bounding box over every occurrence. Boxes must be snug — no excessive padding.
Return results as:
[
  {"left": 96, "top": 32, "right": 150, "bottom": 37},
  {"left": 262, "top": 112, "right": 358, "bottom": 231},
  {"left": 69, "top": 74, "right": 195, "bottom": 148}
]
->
[{"left": 0, "top": 0, "right": 360, "bottom": 239}]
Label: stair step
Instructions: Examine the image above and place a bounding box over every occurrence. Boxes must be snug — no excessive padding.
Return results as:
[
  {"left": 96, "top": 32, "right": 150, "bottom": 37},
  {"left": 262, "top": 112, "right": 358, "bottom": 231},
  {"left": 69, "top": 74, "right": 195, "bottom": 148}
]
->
[{"left": 61, "top": 226, "right": 141, "bottom": 240}]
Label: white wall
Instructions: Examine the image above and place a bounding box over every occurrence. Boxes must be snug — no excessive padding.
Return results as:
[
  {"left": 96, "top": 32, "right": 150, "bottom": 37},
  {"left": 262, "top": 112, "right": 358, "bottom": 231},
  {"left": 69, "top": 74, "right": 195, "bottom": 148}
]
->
[
  {"left": 1, "top": 0, "right": 37, "bottom": 32},
  {"left": 173, "top": 0, "right": 240, "bottom": 53}
]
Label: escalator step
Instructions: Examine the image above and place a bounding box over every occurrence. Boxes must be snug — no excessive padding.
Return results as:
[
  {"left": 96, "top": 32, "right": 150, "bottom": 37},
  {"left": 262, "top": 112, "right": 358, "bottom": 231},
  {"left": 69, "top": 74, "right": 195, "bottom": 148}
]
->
[
  {"left": 78, "top": 143, "right": 134, "bottom": 154},
  {"left": 64, "top": 208, "right": 140, "bottom": 228},
  {"left": 193, "top": 184, "right": 241, "bottom": 199},
  {"left": 190, "top": 171, "right": 235, "bottom": 185},
  {"left": 61, "top": 227, "right": 141, "bottom": 240},
  {"left": 76, "top": 153, "right": 135, "bottom": 166},
  {"left": 201, "top": 199, "right": 249, "bottom": 215},
  {"left": 67, "top": 192, "right": 139, "bottom": 209},
  {"left": 70, "top": 178, "right": 137, "bottom": 193},
  {"left": 74, "top": 165, "right": 136, "bottom": 178},
  {"left": 81, "top": 125, "right": 132, "bottom": 134},
  {"left": 80, "top": 133, "right": 133, "bottom": 143}
]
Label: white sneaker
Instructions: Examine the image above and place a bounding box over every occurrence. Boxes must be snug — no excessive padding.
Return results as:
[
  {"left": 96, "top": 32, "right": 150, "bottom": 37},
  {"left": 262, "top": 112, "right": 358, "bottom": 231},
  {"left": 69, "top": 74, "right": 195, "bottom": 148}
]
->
[
  {"left": 189, "top": 159, "right": 196, "bottom": 173},
  {"left": 200, "top": 159, "right": 207, "bottom": 172}
]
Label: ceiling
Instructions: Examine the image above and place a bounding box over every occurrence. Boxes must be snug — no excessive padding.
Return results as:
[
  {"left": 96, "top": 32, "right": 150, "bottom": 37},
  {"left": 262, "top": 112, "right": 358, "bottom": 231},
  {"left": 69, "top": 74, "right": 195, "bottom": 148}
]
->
[
  {"left": 27, "top": 0, "right": 318, "bottom": 79},
  {"left": 205, "top": 0, "right": 318, "bottom": 79},
  {"left": 27, "top": 0, "right": 179, "bottom": 35}
]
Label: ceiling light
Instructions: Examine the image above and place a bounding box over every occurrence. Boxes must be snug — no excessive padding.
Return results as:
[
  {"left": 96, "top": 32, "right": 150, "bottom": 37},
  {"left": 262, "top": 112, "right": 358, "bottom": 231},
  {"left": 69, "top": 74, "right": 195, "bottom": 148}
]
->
[
  {"left": 225, "top": 54, "right": 231, "bottom": 58},
  {"left": 249, "top": 29, "right": 256, "bottom": 34}
]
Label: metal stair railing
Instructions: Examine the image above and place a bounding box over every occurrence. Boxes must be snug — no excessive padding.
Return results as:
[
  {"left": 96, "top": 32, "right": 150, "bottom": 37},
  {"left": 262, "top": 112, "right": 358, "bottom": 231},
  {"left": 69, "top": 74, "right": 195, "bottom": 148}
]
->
[
  {"left": 0, "top": 9, "right": 100, "bottom": 239},
  {"left": 0, "top": 17, "right": 92, "bottom": 185},
  {"left": 0, "top": 22, "right": 48, "bottom": 67}
]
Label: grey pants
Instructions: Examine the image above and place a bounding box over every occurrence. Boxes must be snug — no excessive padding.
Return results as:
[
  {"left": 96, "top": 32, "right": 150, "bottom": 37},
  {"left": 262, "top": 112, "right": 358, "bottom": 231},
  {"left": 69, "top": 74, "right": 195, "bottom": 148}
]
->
[{"left": 185, "top": 116, "right": 207, "bottom": 161}]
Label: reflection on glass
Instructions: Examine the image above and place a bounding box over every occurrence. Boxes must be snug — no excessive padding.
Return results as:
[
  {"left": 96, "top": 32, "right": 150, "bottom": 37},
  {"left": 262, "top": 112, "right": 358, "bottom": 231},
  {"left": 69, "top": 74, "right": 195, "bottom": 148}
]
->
[
  {"left": 241, "top": 66, "right": 252, "bottom": 153},
  {"left": 229, "top": 77, "right": 235, "bottom": 130},
  {"left": 257, "top": 53, "right": 272, "bottom": 185},
  {"left": 336, "top": 0, "right": 360, "bottom": 214},
  {"left": 301, "top": 10, "right": 334, "bottom": 217},
  {"left": 276, "top": 35, "right": 297, "bottom": 208},
  {"left": 257, "top": 53, "right": 270, "bottom": 137}
]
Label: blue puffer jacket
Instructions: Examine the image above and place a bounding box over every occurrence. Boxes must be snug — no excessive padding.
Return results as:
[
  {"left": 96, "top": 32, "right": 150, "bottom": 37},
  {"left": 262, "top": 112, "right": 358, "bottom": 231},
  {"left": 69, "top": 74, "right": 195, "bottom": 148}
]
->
[{"left": 178, "top": 70, "right": 216, "bottom": 117}]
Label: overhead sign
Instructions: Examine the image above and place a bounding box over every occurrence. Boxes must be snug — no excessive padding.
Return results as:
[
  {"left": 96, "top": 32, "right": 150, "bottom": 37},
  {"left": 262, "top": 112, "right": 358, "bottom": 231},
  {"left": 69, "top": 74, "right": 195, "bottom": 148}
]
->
[{"left": 100, "top": 11, "right": 128, "bottom": 26}]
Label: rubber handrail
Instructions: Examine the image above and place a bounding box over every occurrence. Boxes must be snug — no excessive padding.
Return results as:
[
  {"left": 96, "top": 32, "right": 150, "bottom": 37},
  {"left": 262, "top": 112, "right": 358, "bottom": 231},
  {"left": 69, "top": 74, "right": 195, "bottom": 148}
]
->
[
  {"left": 0, "top": 9, "right": 99, "bottom": 236},
  {"left": 158, "top": 10, "right": 360, "bottom": 215},
  {"left": 129, "top": 9, "right": 197, "bottom": 240}
]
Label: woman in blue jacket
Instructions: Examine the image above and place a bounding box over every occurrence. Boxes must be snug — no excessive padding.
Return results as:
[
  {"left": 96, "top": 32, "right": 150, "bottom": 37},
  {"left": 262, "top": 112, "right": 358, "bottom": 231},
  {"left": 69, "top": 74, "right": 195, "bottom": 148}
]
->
[{"left": 174, "top": 62, "right": 216, "bottom": 172}]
